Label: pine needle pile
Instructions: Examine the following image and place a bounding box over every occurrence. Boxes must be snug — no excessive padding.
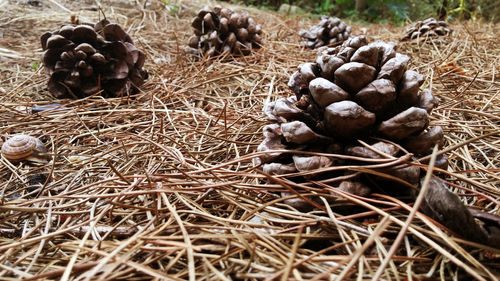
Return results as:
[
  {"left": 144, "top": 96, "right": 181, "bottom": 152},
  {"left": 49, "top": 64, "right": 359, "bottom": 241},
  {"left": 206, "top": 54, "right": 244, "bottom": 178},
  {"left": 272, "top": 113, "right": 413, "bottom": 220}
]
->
[{"left": 0, "top": 0, "right": 498, "bottom": 280}]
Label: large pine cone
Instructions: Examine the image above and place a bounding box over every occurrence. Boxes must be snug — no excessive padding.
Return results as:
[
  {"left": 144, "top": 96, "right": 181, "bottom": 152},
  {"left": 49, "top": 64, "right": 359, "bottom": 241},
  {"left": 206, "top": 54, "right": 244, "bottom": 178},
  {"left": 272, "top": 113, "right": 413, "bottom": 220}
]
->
[
  {"left": 258, "top": 36, "right": 446, "bottom": 190},
  {"left": 402, "top": 17, "right": 452, "bottom": 41},
  {"left": 299, "top": 16, "right": 351, "bottom": 49},
  {"left": 258, "top": 36, "right": 500, "bottom": 248},
  {"left": 185, "top": 6, "right": 263, "bottom": 57},
  {"left": 41, "top": 19, "right": 148, "bottom": 99}
]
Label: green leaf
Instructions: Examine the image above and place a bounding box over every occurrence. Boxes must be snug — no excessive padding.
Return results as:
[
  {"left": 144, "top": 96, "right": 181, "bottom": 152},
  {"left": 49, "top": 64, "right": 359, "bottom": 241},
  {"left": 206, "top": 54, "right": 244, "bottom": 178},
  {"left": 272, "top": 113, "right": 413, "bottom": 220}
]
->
[
  {"left": 31, "top": 61, "right": 39, "bottom": 71},
  {"left": 161, "top": 1, "right": 180, "bottom": 15}
]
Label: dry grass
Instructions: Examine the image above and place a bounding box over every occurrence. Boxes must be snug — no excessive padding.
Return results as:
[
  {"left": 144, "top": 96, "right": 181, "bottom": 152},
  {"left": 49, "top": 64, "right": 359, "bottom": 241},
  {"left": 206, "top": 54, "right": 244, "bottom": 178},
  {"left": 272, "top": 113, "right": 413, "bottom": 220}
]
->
[{"left": 0, "top": 0, "right": 499, "bottom": 280}]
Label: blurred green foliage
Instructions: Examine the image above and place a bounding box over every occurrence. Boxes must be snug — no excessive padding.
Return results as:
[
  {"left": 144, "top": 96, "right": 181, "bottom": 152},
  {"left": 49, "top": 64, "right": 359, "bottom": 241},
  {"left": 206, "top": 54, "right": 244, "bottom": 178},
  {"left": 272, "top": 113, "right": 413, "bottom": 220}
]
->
[
  {"left": 31, "top": 62, "right": 40, "bottom": 71},
  {"left": 224, "top": 0, "right": 499, "bottom": 23},
  {"left": 161, "top": 0, "right": 180, "bottom": 15}
]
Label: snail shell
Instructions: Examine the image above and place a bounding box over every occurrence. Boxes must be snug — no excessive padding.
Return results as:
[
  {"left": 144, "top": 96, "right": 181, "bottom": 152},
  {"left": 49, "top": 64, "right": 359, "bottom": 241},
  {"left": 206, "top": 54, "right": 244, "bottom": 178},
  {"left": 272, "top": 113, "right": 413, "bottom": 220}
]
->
[{"left": 1, "top": 135, "right": 48, "bottom": 162}]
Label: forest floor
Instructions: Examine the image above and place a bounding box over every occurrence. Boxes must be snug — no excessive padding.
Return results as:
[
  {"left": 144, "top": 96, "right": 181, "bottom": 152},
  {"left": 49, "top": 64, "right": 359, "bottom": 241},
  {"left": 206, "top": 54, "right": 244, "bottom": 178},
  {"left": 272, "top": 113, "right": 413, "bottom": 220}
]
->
[{"left": 0, "top": 0, "right": 499, "bottom": 280}]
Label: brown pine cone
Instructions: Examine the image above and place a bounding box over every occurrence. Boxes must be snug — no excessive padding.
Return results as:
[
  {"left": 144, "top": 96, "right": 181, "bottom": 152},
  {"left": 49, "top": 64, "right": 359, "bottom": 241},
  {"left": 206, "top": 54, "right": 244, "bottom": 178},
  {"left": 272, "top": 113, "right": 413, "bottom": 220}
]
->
[
  {"left": 258, "top": 36, "right": 499, "bottom": 248},
  {"left": 41, "top": 19, "right": 148, "bottom": 99},
  {"left": 184, "top": 5, "right": 263, "bottom": 57},
  {"left": 299, "top": 16, "right": 351, "bottom": 49},
  {"left": 401, "top": 17, "right": 452, "bottom": 41},
  {"left": 259, "top": 35, "right": 446, "bottom": 190}
]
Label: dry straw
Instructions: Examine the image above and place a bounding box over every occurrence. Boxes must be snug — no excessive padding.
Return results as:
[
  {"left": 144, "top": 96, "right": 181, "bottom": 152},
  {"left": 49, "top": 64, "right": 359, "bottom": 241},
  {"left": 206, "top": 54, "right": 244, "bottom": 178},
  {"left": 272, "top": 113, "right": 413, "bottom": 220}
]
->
[{"left": 0, "top": 0, "right": 498, "bottom": 280}]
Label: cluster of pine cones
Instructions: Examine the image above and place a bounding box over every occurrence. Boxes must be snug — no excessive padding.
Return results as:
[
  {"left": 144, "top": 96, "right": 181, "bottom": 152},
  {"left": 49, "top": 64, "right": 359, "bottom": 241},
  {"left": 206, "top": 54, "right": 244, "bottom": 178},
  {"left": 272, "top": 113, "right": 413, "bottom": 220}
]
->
[{"left": 24, "top": 1, "right": 499, "bottom": 249}]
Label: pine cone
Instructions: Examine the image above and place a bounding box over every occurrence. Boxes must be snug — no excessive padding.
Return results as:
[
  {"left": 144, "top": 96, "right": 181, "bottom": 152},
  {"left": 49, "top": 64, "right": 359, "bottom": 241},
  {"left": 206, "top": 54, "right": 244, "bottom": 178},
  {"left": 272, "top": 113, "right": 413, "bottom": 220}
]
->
[
  {"left": 184, "top": 5, "right": 263, "bottom": 57},
  {"left": 402, "top": 17, "right": 452, "bottom": 41},
  {"left": 299, "top": 16, "right": 351, "bottom": 49},
  {"left": 41, "top": 19, "right": 148, "bottom": 99},
  {"left": 258, "top": 36, "right": 446, "bottom": 192}
]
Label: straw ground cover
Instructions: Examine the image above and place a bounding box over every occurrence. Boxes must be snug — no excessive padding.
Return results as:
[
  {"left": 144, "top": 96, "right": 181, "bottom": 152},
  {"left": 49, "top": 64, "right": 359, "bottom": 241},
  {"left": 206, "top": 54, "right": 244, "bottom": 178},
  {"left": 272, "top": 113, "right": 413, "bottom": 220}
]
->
[{"left": 0, "top": 0, "right": 499, "bottom": 280}]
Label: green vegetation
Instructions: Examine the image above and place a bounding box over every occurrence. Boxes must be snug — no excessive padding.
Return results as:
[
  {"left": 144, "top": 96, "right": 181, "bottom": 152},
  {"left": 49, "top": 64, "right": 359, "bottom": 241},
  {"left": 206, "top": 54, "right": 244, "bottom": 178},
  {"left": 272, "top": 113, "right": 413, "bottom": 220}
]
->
[
  {"left": 31, "top": 61, "right": 39, "bottom": 71},
  {"left": 161, "top": 0, "right": 180, "bottom": 15},
  {"left": 225, "top": 0, "right": 499, "bottom": 23}
]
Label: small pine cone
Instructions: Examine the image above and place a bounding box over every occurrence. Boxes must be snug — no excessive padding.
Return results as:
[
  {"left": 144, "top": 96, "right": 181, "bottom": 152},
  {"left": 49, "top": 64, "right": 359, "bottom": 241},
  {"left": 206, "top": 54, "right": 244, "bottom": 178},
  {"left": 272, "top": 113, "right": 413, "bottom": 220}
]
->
[
  {"left": 258, "top": 35, "right": 446, "bottom": 194},
  {"left": 299, "top": 16, "right": 351, "bottom": 49},
  {"left": 401, "top": 17, "right": 452, "bottom": 41},
  {"left": 185, "top": 5, "right": 263, "bottom": 57},
  {"left": 41, "top": 19, "right": 148, "bottom": 99}
]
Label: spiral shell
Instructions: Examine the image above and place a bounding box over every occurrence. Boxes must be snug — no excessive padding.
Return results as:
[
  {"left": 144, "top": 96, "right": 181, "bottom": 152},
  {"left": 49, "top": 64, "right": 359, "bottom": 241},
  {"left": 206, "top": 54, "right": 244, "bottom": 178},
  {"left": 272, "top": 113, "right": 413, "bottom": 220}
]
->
[{"left": 1, "top": 135, "right": 48, "bottom": 162}]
